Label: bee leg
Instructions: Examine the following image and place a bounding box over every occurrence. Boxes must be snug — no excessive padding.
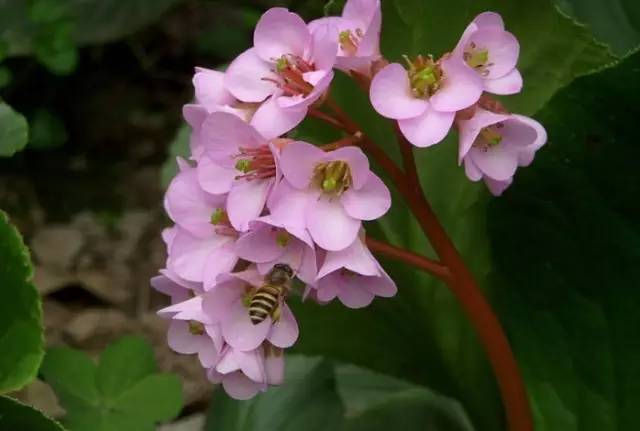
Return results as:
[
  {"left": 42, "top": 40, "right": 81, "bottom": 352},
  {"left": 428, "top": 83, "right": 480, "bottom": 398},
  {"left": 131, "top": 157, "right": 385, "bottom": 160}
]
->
[{"left": 271, "top": 303, "right": 282, "bottom": 322}]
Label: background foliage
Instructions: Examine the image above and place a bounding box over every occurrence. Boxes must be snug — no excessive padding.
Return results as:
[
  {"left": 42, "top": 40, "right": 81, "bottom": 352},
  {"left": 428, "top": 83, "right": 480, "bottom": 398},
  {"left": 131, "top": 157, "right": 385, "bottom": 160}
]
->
[{"left": 0, "top": 0, "right": 638, "bottom": 430}]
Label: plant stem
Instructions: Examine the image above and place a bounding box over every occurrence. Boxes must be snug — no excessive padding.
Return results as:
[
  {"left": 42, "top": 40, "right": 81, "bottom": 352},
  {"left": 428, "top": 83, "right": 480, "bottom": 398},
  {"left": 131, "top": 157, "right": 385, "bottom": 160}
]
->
[
  {"left": 322, "top": 94, "right": 533, "bottom": 431},
  {"left": 366, "top": 236, "right": 451, "bottom": 281},
  {"left": 395, "top": 129, "right": 533, "bottom": 431}
]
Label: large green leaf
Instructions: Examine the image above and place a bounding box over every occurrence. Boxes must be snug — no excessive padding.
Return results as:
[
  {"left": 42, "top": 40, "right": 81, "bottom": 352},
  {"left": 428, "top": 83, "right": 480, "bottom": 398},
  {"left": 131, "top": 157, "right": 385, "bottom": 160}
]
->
[
  {"left": 0, "top": 0, "right": 181, "bottom": 56},
  {"left": 557, "top": 0, "right": 640, "bottom": 56},
  {"left": 488, "top": 49, "right": 640, "bottom": 431},
  {"left": 0, "top": 102, "right": 28, "bottom": 157},
  {"left": 0, "top": 210, "right": 43, "bottom": 393},
  {"left": 291, "top": 1, "right": 616, "bottom": 430},
  {"left": 205, "top": 356, "right": 474, "bottom": 431},
  {"left": 40, "top": 336, "right": 183, "bottom": 431},
  {"left": 0, "top": 396, "right": 66, "bottom": 431}
]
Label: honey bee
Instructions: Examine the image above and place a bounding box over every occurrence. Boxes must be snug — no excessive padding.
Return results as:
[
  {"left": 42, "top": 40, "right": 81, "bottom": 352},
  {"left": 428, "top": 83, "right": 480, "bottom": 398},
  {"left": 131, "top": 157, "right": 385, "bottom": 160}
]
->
[{"left": 248, "top": 264, "right": 294, "bottom": 325}]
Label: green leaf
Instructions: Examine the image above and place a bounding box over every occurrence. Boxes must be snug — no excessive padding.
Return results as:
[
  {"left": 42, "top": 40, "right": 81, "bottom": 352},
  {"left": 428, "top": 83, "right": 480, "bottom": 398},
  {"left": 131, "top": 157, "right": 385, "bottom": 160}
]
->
[
  {"left": 557, "top": 0, "right": 640, "bottom": 56},
  {"left": 0, "top": 66, "right": 12, "bottom": 88},
  {"left": 29, "top": 109, "right": 68, "bottom": 149},
  {"left": 291, "top": 1, "right": 616, "bottom": 430},
  {"left": 0, "top": 210, "right": 43, "bottom": 393},
  {"left": 205, "top": 356, "right": 474, "bottom": 431},
  {"left": 161, "top": 124, "right": 191, "bottom": 188},
  {"left": 488, "top": 49, "right": 640, "bottom": 431},
  {"left": 0, "top": 396, "right": 66, "bottom": 431},
  {"left": 0, "top": 0, "right": 182, "bottom": 57},
  {"left": 41, "top": 337, "right": 183, "bottom": 431},
  {"left": 96, "top": 336, "right": 157, "bottom": 400},
  {"left": 0, "top": 103, "right": 28, "bottom": 157}
]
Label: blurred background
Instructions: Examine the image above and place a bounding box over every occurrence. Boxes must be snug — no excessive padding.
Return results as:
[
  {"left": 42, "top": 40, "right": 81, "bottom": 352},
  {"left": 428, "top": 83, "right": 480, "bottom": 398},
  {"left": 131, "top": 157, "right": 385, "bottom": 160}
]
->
[{"left": 1, "top": 0, "right": 639, "bottom": 430}]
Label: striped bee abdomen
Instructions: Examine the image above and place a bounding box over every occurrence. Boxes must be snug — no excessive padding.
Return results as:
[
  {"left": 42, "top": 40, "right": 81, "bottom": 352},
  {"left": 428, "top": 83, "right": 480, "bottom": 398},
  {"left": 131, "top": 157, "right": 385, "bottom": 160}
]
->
[{"left": 249, "top": 284, "right": 282, "bottom": 325}]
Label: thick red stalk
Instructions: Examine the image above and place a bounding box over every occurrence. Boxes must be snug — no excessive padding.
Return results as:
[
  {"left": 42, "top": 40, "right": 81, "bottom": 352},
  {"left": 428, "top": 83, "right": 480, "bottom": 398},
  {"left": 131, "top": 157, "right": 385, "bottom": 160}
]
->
[{"left": 319, "top": 96, "right": 533, "bottom": 431}]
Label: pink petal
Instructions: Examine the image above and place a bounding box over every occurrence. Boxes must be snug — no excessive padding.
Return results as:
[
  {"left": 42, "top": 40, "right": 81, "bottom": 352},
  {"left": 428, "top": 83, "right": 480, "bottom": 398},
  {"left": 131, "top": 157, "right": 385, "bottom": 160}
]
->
[
  {"left": 202, "top": 243, "right": 239, "bottom": 290},
  {"left": 315, "top": 276, "right": 338, "bottom": 302},
  {"left": 335, "top": 275, "right": 375, "bottom": 308},
  {"left": 485, "top": 177, "right": 512, "bottom": 196},
  {"left": 343, "top": 0, "right": 380, "bottom": 24},
  {"left": 167, "top": 321, "right": 201, "bottom": 354},
  {"left": 357, "top": 4, "right": 381, "bottom": 56},
  {"left": 341, "top": 173, "right": 390, "bottom": 220},
  {"left": 279, "top": 141, "right": 325, "bottom": 189},
  {"left": 307, "top": 24, "right": 338, "bottom": 71},
  {"left": 197, "top": 155, "right": 235, "bottom": 195},
  {"left": 235, "top": 224, "right": 283, "bottom": 263},
  {"left": 369, "top": 63, "right": 428, "bottom": 119},
  {"left": 201, "top": 112, "right": 266, "bottom": 165},
  {"left": 328, "top": 145, "right": 370, "bottom": 189},
  {"left": 277, "top": 70, "right": 334, "bottom": 109},
  {"left": 165, "top": 167, "right": 224, "bottom": 237},
  {"left": 250, "top": 96, "right": 307, "bottom": 139},
  {"left": 202, "top": 281, "right": 243, "bottom": 321},
  {"left": 183, "top": 104, "right": 208, "bottom": 129},
  {"left": 367, "top": 267, "right": 397, "bottom": 297},
  {"left": 265, "top": 352, "right": 285, "bottom": 385},
  {"left": 474, "top": 12, "right": 505, "bottom": 29},
  {"left": 227, "top": 178, "right": 273, "bottom": 232},
  {"left": 222, "top": 372, "right": 262, "bottom": 400},
  {"left": 254, "top": 8, "right": 310, "bottom": 61},
  {"left": 317, "top": 236, "right": 379, "bottom": 279},
  {"left": 197, "top": 339, "right": 221, "bottom": 368},
  {"left": 463, "top": 157, "right": 483, "bottom": 182},
  {"left": 306, "top": 197, "right": 361, "bottom": 251},
  {"left": 296, "top": 245, "right": 318, "bottom": 284},
  {"left": 205, "top": 324, "right": 225, "bottom": 353},
  {"left": 219, "top": 349, "right": 264, "bottom": 382},
  {"left": 470, "top": 146, "right": 519, "bottom": 181},
  {"left": 430, "top": 57, "right": 483, "bottom": 112},
  {"left": 268, "top": 304, "right": 299, "bottom": 348},
  {"left": 467, "top": 28, "right": 519, "bottom": 79},
  {"left": 457, "top": 107, "right": 510, "bottom": 163},
  {"left": 193, "top": 68, "right": 235, "bottom": 108},
  {"left": 266, "top": 182, "right": 314, "bottom": 231},
  {"left": 169, "top": 228, "right": 231, "bottom": 282},
  {"left": 484, "top": 68, "right": 522, "bottom": 95},
  {"left": 398, "top": 107, "right": 455, "bottom": 148},
  {"left": 225, "top": 48, "right": 276, "bottom": 102},
  {"left": 222, "top": 299, "right": 271, "bottom": 351}
]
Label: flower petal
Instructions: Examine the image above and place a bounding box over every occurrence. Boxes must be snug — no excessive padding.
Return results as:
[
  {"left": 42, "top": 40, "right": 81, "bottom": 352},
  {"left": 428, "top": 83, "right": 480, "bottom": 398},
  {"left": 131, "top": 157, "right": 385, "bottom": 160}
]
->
[
  {"left": 370, "top": 63, "right": 428, "bottom": 119},
  {"left": 267, "top": 181, "right": 314, "bottom": 230},
  {"left": 201, "top": 112, "right": 266, "bottom": 165},
  {"left": 202, "top": 243, "right": 239, "bottom": 290},
  {"left": 222, "top": 372, "right": 262, "bottom": 400},
  {"left": 470, "top": 146, "right": 519, "bottom": 181},
  {"left": 227, "top": 178, "right": 273, "bottom": 232},
  {"left": 222, "top": 299, "right": 271, "bottom": 351},
  {"left": 483, "top": 68, "right": 522, "bottom": 95},
  {"left": 169, "top": 228, "right": 231, "bottom": 282},
  {"left": 341, "top": 172, "right": 390, "bottom": 220},
  {"left": 430, "top": 57, "right": 483, "bottom": 112},
  {"left": 225, "top": 48, "right": 276, "bottom": 102},
  {"left": 251, "top": 96, "right": 307, "bottom": 140},
  {"left": 463, "top": 157, "right": 483, "bottom": 182},
  {"left": 279, "top": 141, "right": 325, "bottom": 189},
  {"left": 398, "top": 107, "right": 455, "bottom": 148},
  {"left": 474, "top": 11, "right": 505, "bottom": 29},
  {"left": 235, "top": 224, "right": 283, "bottom": 263},
  {"left": 197, "top": 155, "right": 235, "bottom": 195},
  {"left": 268, "top": 304, "right": 299, "bottom": 348},
  {"left": 337, "top": 277, "right": 375, "bottom": 308},
  {"left": 467, "top": 28, "right": 519, "bottom": 79},
  {"left": 485, "top": 177, "right": 512, "bottom": 196},
  {"left": 265, "top": 351, "right": 285, "bottom": 385},
  {"left": 306, "top": 197, "right": 360, "bottom": 251},
  {"left": 254, "top": 8, "right": 310, "bottom": 60},
  {"left": 167, "top": 321, "right": 201, "bottom": 354},
  {"left": 317, "top": 236, "right": 379, "bottom": 279},
  {"left": 457, "top": 107, "right": 510, "bottom": 163},
  {"left": 193, "top": 68, "right": 235, "bottom": 108}
]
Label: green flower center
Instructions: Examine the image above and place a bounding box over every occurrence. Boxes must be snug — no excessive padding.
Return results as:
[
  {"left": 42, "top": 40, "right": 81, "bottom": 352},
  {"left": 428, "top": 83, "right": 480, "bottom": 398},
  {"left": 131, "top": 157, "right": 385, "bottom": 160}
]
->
[
  {"left": 235, "top": 159, "right": 252, "bottom": 173},
  {"left": 188, "top": 321, "right": 205, "bottom": 335},
  {"left": 276, "top": 230, "right": 290, "bottom": 247},
  {"left": 313, "top": 160, "right": 352, "bottom": 195},
  {"left": 210, "top": 208, "right": 228, "bottom": 225},
  {"left": 474, "top": 125, "right": 503, "bottom": 151},
  {"left": 464, "top": 42, "right": 492, "bottom": 75},
  {"left": 405, "top": 55, "right": 442, "bottom": 99}
]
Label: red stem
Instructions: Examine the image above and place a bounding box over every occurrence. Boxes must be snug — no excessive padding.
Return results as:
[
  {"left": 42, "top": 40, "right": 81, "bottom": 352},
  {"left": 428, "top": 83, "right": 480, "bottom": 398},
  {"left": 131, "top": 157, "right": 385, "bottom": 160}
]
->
[
  {"left": 321, "top": 96, "right": 533, "bottom": 431},
  {"left": 366, "top": 236, "right": 451, "bottom": 281}
]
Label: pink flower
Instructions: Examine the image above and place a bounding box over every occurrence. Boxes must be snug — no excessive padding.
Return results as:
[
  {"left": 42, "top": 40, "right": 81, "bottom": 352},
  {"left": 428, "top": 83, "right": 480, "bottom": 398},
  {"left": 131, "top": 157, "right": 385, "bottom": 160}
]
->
[
  {"left": 183, "top": 68, "right": 258, "bottom": 159},
  {"left": 458, "top": 107, "right": 546, "bottom": 195},
  {"left": 453, "top": 12, "right": 522, "bottom": 95},
  {"left": 370, "top": 56, "right": 483, "bottom": 148},
  {"left": 225, "top": 8, "right": 337, "bottom": 137},
  {"left": 207, "top": 344, "right": 284, "bottom": 400},
  {"left": 235, "top": 216, "right": 317, "bottom": 284},
  {"left": 312, "top": 235, "right": 397, "bottom": 308},
  {"left": 202, "top": 269, "right": 299, "bottom": 352},
  {"left": 309, "top": 0, "right": 381, "bottom": 75},
  {"left": 164, "top": 163, "right": 238, "bottom": 288},
  {"left": 273, "top": 141, "right": 391, "bottom": 251},
  {"left": 197, "top": 112, "right": 285, "bottom": 232}
]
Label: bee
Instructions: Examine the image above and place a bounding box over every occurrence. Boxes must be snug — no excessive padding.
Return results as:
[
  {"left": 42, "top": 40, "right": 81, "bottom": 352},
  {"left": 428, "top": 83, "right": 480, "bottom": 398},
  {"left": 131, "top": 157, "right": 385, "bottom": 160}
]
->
[{"left": 249, "top": 264, "right": 294, "bottom": 325}]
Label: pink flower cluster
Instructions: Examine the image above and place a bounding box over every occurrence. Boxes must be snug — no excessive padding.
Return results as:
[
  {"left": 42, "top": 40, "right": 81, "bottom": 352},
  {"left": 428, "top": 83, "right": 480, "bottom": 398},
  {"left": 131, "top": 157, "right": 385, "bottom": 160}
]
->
[
  {"left": 370, "top": 12, "right": 546, "bottom": 195},
  {"left": 153, "top": 2, "right": 396, "bottom": 400},
  {"left": 152, "top": 2, "right": 547, "bottom": 400}
]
